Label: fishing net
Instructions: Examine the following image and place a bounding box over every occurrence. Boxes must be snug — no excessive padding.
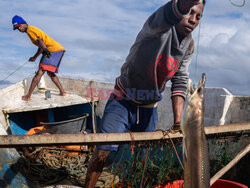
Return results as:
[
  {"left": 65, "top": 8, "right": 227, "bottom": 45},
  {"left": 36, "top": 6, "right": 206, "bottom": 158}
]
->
[
  {"left": 18, "top": 129, "right": 249, "bottom": 187},
  {"left": 19, "top": 125, "right": 93, "bottom": 186},
  {"left": 107, "top": 131, "right": 249, "bottom": 187},
  {"left": 208, "top": 132, "right": 249, "bottom": 177},
  {"left": 20, "top": 147, "right": 92, "bottom": 185},
  {"left": 109, "top": 139, "right": 183, "bottom": 188}
]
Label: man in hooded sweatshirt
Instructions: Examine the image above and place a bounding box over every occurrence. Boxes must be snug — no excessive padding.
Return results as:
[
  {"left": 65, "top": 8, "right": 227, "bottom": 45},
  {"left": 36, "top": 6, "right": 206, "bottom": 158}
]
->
[
  {"left": 85, "top": 0, "right": 206, "bottom": 187},
  {"left": 12, "top": 15, "right": 66, "bottom": 101}
]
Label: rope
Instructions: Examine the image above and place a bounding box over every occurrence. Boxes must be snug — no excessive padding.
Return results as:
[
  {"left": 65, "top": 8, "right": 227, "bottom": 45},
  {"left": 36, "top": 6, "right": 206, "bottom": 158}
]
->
[
  {"left": 0, "top": 61, "right": 29, "bottom": 84},
  {"left": 193, "top": 0, "right": 245, "bottom": 86},
  {"left": 158, "top": 129, "right": 184, "bottom": 170},
  {"left": 229, "top": 0, "right": 246, "bottom": 7},
  {"left": 22, "top": 146, "right": 92, "bottom": 185},
  {"left": 165, "top": 131, "right": 184, "bottom": 170},
  {"left": 193, "top": 1, "right": 203, "bottom": 87},
  {"left": 129, "top": 131, "right": 136, "bottom": 154},
  {"left": 140, "top": 147, "right": 149, "bottom": 188}
]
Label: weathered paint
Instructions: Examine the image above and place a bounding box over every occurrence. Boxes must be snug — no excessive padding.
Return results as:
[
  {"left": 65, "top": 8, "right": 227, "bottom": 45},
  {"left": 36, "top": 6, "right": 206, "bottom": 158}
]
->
[
  {"left": 0, "top": 148, "right": 31, "bottom": 188},
  {"left": 9, "top": 120, "right": 28, "bottom": 135},
  {"left": 0, "top": 76, "right": 249, "bottom": 187},
  {"left": 0, "top": 76, "right": 250, "bottom": 131},
  {"left": 48, "top": 108, "right": 54, "bottom": 122},
  {"left": 1, "top": 101, "right": 94, "bottom": 187}
]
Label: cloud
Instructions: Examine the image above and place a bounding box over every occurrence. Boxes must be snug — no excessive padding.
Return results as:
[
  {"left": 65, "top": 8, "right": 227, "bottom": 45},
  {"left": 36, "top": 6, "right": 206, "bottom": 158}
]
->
[
  {"left": 0, "top": 0, "right": 249, "bottom": 96},
  {"left": 189, "top": 0, "right": 250, "bottom": 95}
]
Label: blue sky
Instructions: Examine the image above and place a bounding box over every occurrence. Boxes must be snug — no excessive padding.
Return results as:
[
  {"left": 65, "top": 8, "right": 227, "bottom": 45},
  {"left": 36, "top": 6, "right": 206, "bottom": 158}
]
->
[{"left": 0, "top": 0, "right": 249, "bottom": 96}]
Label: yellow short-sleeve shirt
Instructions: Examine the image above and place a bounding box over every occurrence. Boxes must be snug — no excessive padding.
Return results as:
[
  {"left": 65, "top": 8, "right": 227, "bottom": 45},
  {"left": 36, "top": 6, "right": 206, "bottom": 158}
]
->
[{"left": 26, "top": 25, "right": 65, "bottom": 52}]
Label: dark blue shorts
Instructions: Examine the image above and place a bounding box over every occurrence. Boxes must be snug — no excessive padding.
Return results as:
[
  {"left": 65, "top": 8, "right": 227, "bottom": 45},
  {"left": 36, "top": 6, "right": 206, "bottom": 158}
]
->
[
  {"left": 98, "top": 94, "right": 158, "bottom": 151},
  {"left": 39, "top": 51, "right": 64, "bottom": 73}
]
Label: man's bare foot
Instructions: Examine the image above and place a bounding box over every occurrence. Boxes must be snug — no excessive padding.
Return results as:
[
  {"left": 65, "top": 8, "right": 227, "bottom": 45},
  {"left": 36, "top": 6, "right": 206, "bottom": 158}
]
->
[
  {"left": 60, "top": 92, "right": 66, "bottom": 96},
  {"left": 22, "top": 96, "right": 31, "bottom": 101}
]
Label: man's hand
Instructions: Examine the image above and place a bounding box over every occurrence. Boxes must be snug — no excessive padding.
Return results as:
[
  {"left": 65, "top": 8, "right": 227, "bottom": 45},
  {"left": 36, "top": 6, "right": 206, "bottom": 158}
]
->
[
  {"left": 42, "top": 48, "right": 51, "bottom": 58},
  {"left": 170, "top": 122, "right": 181, "bottom": 133},
  {"left": 29, "top": 56, "right": 37, "bottom": 62}
]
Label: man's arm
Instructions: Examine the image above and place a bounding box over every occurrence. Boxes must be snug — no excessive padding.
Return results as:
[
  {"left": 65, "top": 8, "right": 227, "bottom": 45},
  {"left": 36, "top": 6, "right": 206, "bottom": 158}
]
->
[
  {"left": 170, "top": 40, "right": 194, "bottom": 130},
  {"left": 36, "top": 37, "right": 46, "bottom": 49},
  {"left": 171, "top": 57, "right": 189, "bottom": 131},
  {"left": 29, "top": 47, "right": 42, "bottom": 62},
  {"left": 36, "top": 37, "right": 51, "bottom": 57},
  {"left": 29, "top": 38, "right": 51, "bottom": 62},
  {"left": 139, "top": 0, "right": 201, "bottom": 38},
  {"left": 172, "top": 95, "right": 185, "bottom": 124}
]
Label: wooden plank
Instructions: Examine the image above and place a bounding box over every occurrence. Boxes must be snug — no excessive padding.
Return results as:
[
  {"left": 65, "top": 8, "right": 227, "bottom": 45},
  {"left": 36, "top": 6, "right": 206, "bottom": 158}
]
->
[
  {"left": 205, "top": 122, "right": 250, "bottom": 135},
  {"left": 210, "top": 144, "right": 250, "bottom": 186},
  {"left": 0, "top": 123, "right": 249, "bottom": 148}
]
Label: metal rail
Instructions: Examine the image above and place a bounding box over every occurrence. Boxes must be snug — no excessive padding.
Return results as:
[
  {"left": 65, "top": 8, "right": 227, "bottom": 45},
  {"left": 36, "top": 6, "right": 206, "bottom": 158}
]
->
[{"left": 0, "top": 123, "right": 249, "bottom": 148}]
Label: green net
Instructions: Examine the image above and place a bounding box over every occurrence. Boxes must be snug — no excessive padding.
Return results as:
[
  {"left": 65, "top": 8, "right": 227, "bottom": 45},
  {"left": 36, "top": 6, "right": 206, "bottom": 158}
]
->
[
  {"left": 18, "top": 131, "right": 249, "bottom": 187},
  {"left": 110, "top": 140, "right": 183, "bottom": 188},
  {"left": 107, "top": 132, "right": 249, "bottom": 187}
]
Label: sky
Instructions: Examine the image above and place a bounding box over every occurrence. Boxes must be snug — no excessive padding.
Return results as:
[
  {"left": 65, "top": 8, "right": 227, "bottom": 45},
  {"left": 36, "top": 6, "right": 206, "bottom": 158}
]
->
[{"left": 0, "top": 0, "right": 249, "bottom": 96}]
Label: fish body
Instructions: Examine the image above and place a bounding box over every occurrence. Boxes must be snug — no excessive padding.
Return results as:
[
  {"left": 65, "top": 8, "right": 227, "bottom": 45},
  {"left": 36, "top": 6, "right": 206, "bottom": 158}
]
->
[{"left": 181, "top": 73, "right": 210, "bottom": 188}]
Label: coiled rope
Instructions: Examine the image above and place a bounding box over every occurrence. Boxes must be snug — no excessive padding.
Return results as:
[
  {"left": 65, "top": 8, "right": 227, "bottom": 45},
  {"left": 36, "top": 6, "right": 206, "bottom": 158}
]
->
[{"left": 22, "top": 146, "right": 92, "bottom": 186}]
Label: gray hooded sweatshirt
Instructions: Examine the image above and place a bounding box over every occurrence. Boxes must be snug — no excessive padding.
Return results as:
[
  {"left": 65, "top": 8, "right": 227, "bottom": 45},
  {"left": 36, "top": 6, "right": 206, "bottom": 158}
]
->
[{"left": 116, "top": 0, "right": 194, "bottom": 105}]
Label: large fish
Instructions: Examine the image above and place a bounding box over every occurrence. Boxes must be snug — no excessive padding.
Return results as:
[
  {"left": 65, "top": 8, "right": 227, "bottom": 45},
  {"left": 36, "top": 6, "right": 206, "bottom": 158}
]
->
[{"left": 181, "top": 73, "right": 210, "bottom": 188}]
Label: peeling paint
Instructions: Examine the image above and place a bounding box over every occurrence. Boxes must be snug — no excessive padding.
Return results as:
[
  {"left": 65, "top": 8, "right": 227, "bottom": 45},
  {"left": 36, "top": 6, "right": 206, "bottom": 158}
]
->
[{"left": 0, "top": 148, "right": 31, "bottom": 188}]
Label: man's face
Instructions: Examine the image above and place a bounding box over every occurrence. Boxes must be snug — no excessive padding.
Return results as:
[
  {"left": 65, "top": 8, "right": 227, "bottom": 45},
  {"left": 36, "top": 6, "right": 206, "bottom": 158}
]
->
[
  {"left": 17, "top": 24, "right": 27, "bottom": 33},
  {"left": 175, "top": 2, "right": 204, "bottom": 39}
]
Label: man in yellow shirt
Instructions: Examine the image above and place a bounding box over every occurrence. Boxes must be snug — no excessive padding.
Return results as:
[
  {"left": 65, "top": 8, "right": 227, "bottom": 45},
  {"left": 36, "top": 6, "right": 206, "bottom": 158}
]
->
[{"left": 12, "top": 15, "right": 66, "bottom": 101}]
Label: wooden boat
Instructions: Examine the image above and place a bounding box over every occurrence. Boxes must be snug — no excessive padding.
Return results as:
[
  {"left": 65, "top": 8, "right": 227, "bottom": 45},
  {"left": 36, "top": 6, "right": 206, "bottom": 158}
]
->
[{"left": 0, "top": 75, "right": 249, "bottom": 187}]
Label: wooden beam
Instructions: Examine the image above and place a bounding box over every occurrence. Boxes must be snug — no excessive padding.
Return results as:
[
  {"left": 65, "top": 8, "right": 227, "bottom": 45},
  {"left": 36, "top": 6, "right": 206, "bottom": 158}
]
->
[
  {"left": 210, "top": 144, "right": 250, "bottom": 186},
  {"left": 205, "top": 122, "right": 250, "bottom": 135},
  {"left": 0, "top": 123, "right": 249, "bottom": 148}
]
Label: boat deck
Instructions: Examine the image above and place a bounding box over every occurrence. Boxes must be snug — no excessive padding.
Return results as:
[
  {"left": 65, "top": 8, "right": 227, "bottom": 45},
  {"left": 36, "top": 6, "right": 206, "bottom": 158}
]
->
[{"left": 2, "top": 90, "right": 93, "bottom": 113}]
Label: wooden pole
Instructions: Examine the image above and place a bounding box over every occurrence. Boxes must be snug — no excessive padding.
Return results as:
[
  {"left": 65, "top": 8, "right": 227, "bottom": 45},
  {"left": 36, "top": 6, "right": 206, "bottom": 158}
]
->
[
  {"left": 0, "top": 131, "right": 179, "bottom": 148},
  {"left": 90, "top": 80, "right": 97, "bottom": 134},
  {"left": 0, "top": 123, "right": 249, "bottom": 148},
  {"left": 210, "top": 144, "right": 250, "bottom": 186},
  {"left": 204, "top": 122, "right": 250, "bottom": 135},
  {"left": 91, "top": 100, "right": 96, "bottom": 134}
]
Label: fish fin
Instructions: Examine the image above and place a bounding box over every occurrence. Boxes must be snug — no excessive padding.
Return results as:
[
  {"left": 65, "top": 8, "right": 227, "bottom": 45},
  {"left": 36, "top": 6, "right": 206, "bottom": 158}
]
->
[
  {"left": 183, "top": 138, "right": 188, "bottom": 162},
  {"left": 187, "top": 79, "right": 195, "bottom": 97}
]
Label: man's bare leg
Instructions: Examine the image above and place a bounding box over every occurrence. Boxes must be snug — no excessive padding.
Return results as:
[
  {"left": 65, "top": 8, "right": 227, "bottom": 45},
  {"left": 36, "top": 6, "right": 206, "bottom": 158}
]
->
[
  {"left": 22, "top": 69, "right": 45, "bottom": 101},
  {"left": 85, "top": 148, "right": 111, "bottom": 188},
  {"left": 47, "top": 71, "right": 66, "bottom": 96}
]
